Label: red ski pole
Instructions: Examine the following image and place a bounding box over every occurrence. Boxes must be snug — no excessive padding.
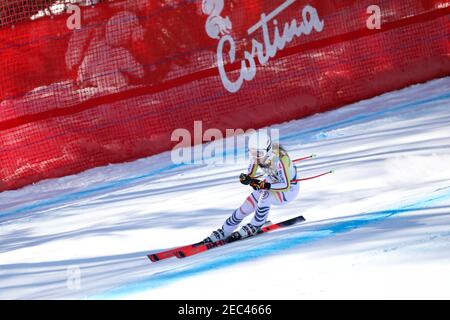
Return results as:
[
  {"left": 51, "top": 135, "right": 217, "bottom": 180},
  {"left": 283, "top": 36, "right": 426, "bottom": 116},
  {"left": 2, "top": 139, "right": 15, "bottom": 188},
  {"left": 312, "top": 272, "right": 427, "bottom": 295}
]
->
[
  {"left": 293, "top": 154, "right": 316, "bottom": 163},
  {"left": 292, "top": 170, "right": 334, "bottom": 182}
]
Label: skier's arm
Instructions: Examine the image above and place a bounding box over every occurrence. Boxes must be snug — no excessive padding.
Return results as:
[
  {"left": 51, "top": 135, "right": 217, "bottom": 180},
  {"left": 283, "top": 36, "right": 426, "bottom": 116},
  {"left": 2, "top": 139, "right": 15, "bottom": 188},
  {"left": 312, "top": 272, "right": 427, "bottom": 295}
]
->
[
  {"left": 269, "top": 157, "right": 291, "bottom": 192},
  {"left": 240, "top": 159, "right": 259, "bottom": 186},
  {"left": 247, "top": 158, "right": 258, "bottom": 178}
]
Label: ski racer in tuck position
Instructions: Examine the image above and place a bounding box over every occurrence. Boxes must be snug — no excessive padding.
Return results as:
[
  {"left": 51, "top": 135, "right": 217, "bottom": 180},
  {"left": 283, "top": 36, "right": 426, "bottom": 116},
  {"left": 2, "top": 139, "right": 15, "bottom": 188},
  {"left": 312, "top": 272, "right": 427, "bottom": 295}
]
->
[{"left": 204, "top": 131, "right": 300, "bottom": 243}]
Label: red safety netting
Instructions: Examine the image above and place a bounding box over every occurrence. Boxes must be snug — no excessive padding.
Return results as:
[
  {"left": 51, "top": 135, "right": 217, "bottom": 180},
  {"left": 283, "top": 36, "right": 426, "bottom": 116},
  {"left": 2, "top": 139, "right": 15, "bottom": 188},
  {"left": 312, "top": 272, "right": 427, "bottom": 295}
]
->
[{"left": 0, "top": 0, "right": 449, "bottom": 192}]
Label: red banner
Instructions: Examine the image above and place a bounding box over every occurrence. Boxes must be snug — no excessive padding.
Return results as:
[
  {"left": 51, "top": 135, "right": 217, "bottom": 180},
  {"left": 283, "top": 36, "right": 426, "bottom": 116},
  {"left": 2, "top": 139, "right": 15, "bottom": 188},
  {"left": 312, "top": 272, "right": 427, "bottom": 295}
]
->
[{"left": 0, "top": 0, "right": 449, "bottom": 191}]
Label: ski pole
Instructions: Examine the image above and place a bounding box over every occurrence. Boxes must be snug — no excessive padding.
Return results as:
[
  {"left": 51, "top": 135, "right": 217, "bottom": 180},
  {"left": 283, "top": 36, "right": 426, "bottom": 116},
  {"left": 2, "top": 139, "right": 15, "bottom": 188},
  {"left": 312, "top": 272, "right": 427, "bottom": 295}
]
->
[
  {"left": 292, "top": 170, "right": 334, "bottom": 182},
  {"left": 293, "top": 154, "right": 316, "bottom": 162},
  {"left": 254, "top": 154, "right": 316, "bottom": 179}
]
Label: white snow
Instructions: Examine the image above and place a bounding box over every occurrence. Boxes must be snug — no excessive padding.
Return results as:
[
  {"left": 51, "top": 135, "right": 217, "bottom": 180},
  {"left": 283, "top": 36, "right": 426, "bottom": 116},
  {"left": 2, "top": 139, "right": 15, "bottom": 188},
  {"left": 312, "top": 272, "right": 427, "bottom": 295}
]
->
[{"left": 0, "top": 77, "right": 450, "bottom": 299}]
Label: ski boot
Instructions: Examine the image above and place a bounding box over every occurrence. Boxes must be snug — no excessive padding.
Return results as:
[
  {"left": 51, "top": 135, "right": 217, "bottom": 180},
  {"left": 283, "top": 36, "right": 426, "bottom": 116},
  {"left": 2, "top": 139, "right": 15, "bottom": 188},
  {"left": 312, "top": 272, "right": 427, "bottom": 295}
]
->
[
  {"left": 228, "top": 223, "right": 261, "bottom": 242},
  {"left": 203, "top": 228, "right": 227, "bottom": 244}
]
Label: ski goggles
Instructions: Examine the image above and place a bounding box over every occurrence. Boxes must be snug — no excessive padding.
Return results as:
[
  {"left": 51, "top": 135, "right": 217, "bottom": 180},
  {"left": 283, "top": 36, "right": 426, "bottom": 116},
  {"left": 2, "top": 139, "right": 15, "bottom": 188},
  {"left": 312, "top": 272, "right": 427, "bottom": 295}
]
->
[{"left": 249, "top": 148, "right": 269, "bottom": 159}]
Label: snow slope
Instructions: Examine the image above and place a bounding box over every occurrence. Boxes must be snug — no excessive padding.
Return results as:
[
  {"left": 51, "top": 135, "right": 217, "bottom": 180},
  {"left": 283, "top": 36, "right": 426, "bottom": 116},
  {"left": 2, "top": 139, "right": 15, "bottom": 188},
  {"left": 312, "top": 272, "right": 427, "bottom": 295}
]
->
[{"left": 0, "top": 77, "right": 450, "bottom": 299}]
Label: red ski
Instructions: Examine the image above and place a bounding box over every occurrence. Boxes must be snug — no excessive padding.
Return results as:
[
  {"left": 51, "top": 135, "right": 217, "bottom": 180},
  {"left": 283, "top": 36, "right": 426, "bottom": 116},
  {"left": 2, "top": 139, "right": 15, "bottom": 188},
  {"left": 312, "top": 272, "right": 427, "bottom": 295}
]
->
[
  {"left": 175, "top": 215, "right": 305, "bottom": 259},
  {"left": 147, "top": 220, "right": 275, "bottom": 262},
  {"left": 148, "top": 242, "right": 203, "bottom": 262}
]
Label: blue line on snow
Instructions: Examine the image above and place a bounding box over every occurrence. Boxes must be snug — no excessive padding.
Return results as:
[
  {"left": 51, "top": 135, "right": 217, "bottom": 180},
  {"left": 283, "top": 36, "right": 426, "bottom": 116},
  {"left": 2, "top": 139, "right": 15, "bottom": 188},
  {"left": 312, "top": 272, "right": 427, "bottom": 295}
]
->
[
  {"left": 281, "top": 91, "right": 450, "bottom": 143},
  {"left": 0, "top": 163, "right": 182, "bottom": 219},
  {"left": 1, "top": 90, "right": 449, "bottom": 220},
  {"left": 93, "top": 186, "right": 450, "bottom": 299},
  {"left": 211, "top": 90, "right": 450, "bottom": 161}
]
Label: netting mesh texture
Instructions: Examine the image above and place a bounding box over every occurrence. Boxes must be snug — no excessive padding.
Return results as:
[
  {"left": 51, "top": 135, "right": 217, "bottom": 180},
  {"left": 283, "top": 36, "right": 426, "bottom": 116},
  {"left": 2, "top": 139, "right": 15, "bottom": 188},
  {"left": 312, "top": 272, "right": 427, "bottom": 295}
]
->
[{"left": 0, "top": 0, "right": 449, "bottom": 191}]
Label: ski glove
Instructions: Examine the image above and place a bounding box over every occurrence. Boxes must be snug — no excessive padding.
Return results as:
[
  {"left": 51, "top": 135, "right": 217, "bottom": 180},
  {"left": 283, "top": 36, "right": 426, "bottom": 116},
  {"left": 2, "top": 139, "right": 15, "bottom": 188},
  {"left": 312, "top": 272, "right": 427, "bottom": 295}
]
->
[
  {"left": 240, "top": 173, "right": 271, "bottom": 190},
  {"left": 239, "top": 173, "right": 253, "bottom": 185},
  {"left": 250, "top": 179, "right": 271, "bottom": 190}
]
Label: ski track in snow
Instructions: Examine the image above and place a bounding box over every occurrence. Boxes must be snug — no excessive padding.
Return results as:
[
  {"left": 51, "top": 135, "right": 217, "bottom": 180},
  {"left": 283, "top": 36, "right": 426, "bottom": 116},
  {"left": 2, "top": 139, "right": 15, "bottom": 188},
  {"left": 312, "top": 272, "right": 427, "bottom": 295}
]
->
[{"left": 0, "top": 77, "right": 450, "bottom": 299}]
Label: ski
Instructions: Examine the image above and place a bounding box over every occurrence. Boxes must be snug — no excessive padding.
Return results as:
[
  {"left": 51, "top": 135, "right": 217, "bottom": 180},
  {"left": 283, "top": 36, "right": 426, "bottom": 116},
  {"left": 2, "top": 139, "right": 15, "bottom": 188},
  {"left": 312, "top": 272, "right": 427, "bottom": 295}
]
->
[
  {"left": 148, "top": 242, "right": 203, "bottom": 262},
  {"left": 175, "top": 215, "right": 305, "bottom": 259},
  {"left": 147, "top": 220, "right": 274, "bottom": 262}
]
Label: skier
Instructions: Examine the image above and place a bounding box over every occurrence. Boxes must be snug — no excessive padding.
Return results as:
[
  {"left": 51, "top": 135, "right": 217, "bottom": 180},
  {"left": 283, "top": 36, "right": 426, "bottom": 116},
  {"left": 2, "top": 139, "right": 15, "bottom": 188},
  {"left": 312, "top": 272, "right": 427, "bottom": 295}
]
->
[{"left": 204, "top": 131, "right": 300, "bottom": 243}]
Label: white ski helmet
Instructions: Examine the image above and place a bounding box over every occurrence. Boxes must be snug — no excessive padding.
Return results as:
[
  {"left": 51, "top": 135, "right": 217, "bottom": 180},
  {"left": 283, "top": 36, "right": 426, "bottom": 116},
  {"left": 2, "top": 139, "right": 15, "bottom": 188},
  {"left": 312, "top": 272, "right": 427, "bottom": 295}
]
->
[{"left": 248, "top": 131, "right": 273, "bottom": 160}]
